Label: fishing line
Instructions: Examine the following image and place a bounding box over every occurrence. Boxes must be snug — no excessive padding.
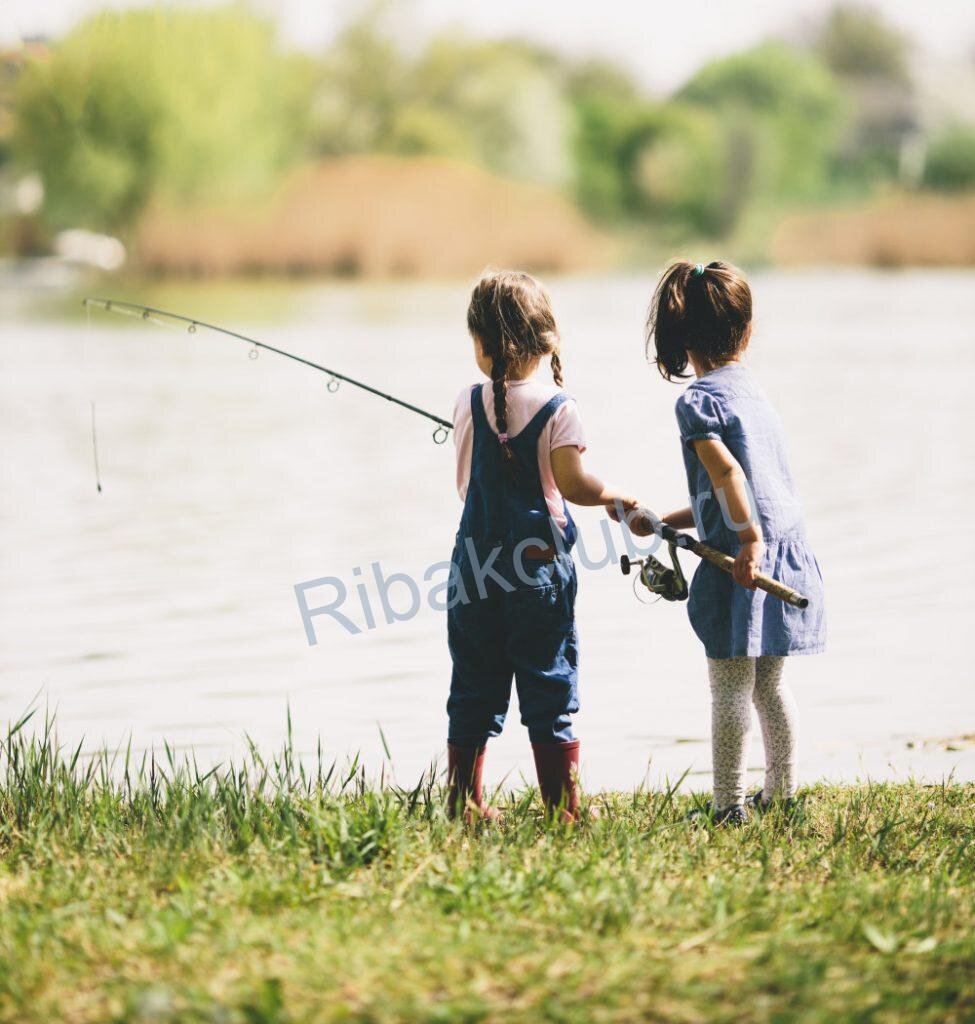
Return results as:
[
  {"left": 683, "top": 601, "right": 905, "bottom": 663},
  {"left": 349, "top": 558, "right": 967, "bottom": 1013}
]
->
[
  {"left": 84, "top": 299, "right": 104, "bottom": 493},
  {"left": 90, "top": 401, "right": 103, "bottom": 493},
  {"left": 82, "top": 298, "right": 454, "bottom": 448},
  {"left": 632, "top": 572, "right": 660, "bottom": 605}
]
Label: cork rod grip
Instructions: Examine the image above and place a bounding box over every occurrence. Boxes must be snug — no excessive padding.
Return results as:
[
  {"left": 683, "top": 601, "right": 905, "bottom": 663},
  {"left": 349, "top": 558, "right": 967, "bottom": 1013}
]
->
[{"left": 691, "top": 540, "right": 810, "bottom": 609}]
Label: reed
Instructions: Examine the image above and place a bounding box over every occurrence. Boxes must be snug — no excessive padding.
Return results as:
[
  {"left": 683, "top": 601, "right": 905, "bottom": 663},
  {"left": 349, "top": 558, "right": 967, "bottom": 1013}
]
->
[
  {"left": 135, "top": 156, "right": 615, "bottom": 279},
  {"left": 770, "top": 190, "right": 975, "bottom": 267},
  {"left": 1, "top": 710, "right": 972, "bottom": 1023}
]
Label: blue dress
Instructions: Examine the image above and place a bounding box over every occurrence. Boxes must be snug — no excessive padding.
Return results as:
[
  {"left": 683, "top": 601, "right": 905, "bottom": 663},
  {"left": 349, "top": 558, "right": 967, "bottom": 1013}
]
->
[{"left": 675, "top": 364, "right": 826, "bottom": 660}]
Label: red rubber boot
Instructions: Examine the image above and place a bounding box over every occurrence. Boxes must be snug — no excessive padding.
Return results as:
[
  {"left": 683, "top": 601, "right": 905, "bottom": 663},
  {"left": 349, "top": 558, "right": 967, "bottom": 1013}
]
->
[
  {"left": 447, "top": 744, "right": 499, "bottom": 823},
  {"left": 532, "top": 740, "right": 584, "bottom": 822}
]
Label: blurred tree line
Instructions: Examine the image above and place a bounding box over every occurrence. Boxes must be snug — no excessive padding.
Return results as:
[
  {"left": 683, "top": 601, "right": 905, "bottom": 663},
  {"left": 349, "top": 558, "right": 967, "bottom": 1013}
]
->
[
  {"left": 11, "top": 8, "right": 311, "bottom": 232},
  {"left": 4, "top": 0, "right": 975, "bottom": 247}
]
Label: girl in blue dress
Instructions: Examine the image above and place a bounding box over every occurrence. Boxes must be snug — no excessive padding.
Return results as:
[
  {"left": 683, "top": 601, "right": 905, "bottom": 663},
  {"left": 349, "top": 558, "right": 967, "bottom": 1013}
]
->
[{"left": 631, "top": 260, "right": 825, "bottom": 824}]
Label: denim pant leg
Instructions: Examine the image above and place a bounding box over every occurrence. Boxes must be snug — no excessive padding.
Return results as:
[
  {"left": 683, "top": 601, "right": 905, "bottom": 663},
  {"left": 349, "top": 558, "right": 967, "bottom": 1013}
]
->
[
  {"left": 447, "top": 586, "right": 514, "bottom": 746},
  {"left": 506, "top": 557, "right": 579, "bottom": 744}
]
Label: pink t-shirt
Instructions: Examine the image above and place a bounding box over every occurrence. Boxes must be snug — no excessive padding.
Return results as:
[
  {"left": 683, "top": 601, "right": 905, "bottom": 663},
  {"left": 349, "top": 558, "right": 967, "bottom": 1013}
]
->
[{"left": 453, "top": 377, "right": 586, "bottom": 531}]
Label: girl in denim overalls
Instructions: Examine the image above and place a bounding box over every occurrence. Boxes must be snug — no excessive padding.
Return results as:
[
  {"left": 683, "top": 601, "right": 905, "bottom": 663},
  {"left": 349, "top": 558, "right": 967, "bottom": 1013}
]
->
[
  {"left": 447, "top": 271, "right": 638, "bottom": 822},
  {"left": 630, "top": 260, "right": 826, "bottom": 825}
]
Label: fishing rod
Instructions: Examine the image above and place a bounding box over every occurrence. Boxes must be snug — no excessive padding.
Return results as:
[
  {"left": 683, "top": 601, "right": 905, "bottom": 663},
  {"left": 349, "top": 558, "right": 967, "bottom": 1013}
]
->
[
  {"left": 82, "top": 298, "right": 454, "bottom": 444},
  {"left": 620, "top": 509, "right": 809, "bottom": 609}
]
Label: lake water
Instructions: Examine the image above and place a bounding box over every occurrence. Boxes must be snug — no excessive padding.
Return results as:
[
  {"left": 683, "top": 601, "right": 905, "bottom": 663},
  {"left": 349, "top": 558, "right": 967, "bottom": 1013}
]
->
[{"left": 2, "top": 269, "right": 973, "bottom": 793}]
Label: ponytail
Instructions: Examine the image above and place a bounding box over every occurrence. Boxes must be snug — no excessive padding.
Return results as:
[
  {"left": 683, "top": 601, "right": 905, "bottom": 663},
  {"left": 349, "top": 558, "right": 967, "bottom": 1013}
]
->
[{"left": 646, "top": 259, "right": 752, "bottom": 381}]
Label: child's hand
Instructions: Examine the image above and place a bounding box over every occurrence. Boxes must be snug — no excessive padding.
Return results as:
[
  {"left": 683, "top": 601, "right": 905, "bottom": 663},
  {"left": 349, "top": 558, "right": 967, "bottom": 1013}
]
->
[
  {"left": 733, "top": 539, "right": 765, "bottom": 590},
  {"left": 626, "top": 510, "right": 658, "bottom": 537},
  {"left": 606, "top": 501, "right": 658, "bottom": 537},
  {"left": 604, "top": 496, "right": 639, "bottom": 523}
]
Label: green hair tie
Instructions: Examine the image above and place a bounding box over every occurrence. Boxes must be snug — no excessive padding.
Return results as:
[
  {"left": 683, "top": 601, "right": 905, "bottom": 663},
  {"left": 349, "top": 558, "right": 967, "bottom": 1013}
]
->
[{"left": 692, "top": 263, "right": 705, "bottom": 277}]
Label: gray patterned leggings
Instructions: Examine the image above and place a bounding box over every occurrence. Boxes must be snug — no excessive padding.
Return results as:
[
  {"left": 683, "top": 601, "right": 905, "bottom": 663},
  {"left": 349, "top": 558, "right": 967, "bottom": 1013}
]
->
[{"left": 706, "top": 656, "right": 797, "bottom": 811}]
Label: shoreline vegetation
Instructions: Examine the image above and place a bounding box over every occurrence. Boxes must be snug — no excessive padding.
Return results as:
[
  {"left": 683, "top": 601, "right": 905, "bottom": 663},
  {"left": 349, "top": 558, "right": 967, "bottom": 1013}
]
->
[
  {"left": 771, "top": 190, "right": 975, "bottom": 267},
  {"left": 16, "top": 169, "right": 975, "bottom": 284},
  {"left": 136, "top": 164, "right": 975, "bottom": 278},
  {"left": 6, "top": 5, "right": 975, "bottom": 278},
  {"left": 1, "top": 716, "right": 973, "bottom": 1022},
  {"left": 135, "top": 156, "right": 615, "bottom": 279}
]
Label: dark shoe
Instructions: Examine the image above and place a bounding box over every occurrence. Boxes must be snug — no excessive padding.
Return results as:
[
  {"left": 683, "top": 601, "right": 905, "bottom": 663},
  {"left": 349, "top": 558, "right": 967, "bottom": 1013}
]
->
[
  {"left": 687, "top": 801, "right": 749, "bottom": 827},
  {"left": 746, "top": 790, "right": 800, "bottom": 814},
  {"left": 715, "top": 804, "right": 749, "bottom": 826},
  {"left": 447, "top": 744, "right": 499, "bottom": 823},
  {"left": 745, "top": 790, "right": 769, "bottom": 812},
  {"left": 531, "top": 740, "right": 582, "bottom": 822}
]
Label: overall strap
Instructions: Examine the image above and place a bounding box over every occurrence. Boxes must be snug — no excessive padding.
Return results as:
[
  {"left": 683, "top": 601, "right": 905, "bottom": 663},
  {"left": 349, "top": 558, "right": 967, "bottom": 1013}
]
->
[
  {"left": 470, "top": 384, "right": 571, "bottom": 446},
  {"left": 510, "top": 392, "right": 570, "bottom": 449},
  {"left": 509, "top": 391, "right": 577, "bottom": 552},
  {"left": 470, "top": 383, "right": 489, "bottom": 434}
]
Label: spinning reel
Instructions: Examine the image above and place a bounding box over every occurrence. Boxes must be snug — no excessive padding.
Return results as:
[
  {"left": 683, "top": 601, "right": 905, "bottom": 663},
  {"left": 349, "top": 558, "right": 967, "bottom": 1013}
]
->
[{"left": 620, "top": 542, "right": 688, "bottom": 603}]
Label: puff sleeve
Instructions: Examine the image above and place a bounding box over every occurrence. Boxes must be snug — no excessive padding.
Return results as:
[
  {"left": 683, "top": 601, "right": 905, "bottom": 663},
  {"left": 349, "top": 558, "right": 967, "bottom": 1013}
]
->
[{"left": 674, "top": 387, "right": 724, "bottom": 446}]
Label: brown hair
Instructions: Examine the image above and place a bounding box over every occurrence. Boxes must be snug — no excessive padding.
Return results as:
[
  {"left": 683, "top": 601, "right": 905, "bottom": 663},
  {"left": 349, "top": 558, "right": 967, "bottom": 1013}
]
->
[
  {"left": 646, "top": 260, "right": 752, "bottom": 381},
  {"left": 467, "top": 270, "right": 562, "bottom": 461}
]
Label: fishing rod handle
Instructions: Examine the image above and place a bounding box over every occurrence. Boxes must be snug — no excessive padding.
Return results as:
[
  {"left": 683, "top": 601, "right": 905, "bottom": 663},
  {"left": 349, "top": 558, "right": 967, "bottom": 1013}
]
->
[
  {"left": 630, "top": 509, "right": 809, "bottom": 608},
  {"left": 692, "top": 541, "right": 809, "bottom": 609}
]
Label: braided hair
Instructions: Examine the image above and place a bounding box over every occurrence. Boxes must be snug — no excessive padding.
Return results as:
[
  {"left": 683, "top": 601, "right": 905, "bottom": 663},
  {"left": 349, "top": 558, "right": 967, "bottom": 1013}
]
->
[{"left": 467, "top": 270, "right": 562, "bottom": 463}]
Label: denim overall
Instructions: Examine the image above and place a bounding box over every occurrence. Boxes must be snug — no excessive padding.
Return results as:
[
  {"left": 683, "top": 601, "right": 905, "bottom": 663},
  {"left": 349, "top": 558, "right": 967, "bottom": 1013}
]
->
[{"left": 447, "top": 385, "right": 580, "bottom": 747}]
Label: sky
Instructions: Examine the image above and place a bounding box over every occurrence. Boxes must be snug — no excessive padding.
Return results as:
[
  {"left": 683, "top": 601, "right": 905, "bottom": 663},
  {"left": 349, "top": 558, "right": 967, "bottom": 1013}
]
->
[{"left": 4, "top": 0, "right": 975, "bottom": 92}]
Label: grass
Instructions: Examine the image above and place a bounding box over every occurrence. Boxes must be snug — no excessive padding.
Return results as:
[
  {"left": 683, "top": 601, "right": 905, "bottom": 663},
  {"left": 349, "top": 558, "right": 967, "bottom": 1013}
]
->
[{"left": 0, "top": 712, "right": 973, "bottom": 1024}]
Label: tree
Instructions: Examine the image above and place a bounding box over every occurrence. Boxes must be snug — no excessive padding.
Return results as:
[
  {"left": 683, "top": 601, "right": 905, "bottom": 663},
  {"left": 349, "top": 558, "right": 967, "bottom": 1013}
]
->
[
  {"left": 923, "top": 125, "right": 975, "bottom": 191},
  {"left": 566, "top": 69, "right": 727, "bottom": 234},
  {"left": 680, "top": 41, "right": 846, "bottom": 206},
  {"left": 407, "top": 36, "right": 570, "bottom": 187},
  {"left": 629, "top": 106, "right": 726, "bottom": 234},
  {"left": 310, "top": 16, "right": 571, "bottom": 189},
  {"left": 308, "top": 9, "right": 412, "bottom": 157},
  {"left": 813, "top": 4, "right": 916, "bottom": 185},
  {"left": 565, "top": 59, "right": 651, "bottom": 221},
  {"left": 815, "top": 4, "right": 910, "bottom": 84},
  {"left": 14, "top": 6, "right": 311, "bottom": 233}
]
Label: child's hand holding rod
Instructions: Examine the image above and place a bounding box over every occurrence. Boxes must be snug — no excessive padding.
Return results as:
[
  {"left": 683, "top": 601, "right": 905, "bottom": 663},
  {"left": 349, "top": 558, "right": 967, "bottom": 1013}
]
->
[{"left": 608, "top": 492, "right": 808, "bottom": 609}]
